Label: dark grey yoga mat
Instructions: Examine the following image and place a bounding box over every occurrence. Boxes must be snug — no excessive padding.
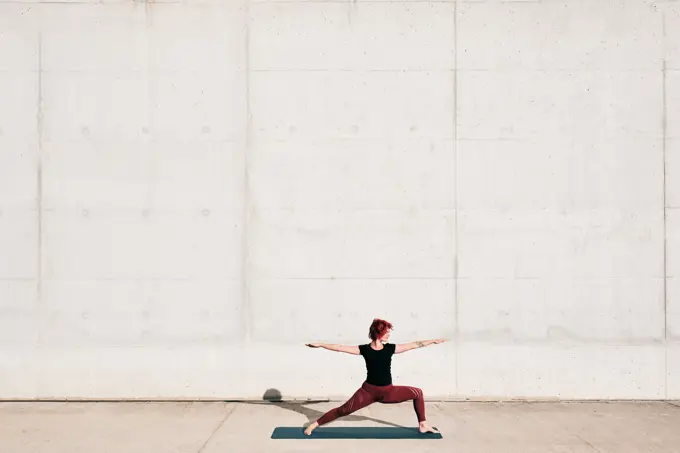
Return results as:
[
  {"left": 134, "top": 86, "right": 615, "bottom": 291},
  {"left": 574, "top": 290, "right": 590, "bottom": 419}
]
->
[{"left": 271, "top": 426, "right": 443, "bottom": 439}]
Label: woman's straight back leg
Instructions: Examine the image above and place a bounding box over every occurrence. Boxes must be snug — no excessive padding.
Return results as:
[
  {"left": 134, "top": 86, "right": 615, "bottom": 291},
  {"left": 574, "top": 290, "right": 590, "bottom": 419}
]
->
[{"left": 315, "top": 386, "right": 376, "bottom": 426}]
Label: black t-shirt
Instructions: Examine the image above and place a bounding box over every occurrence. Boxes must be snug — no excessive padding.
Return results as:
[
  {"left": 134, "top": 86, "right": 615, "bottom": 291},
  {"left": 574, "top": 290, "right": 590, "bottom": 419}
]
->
[{"left": 359, "top": 343, "right": 396, "bottom": 386}]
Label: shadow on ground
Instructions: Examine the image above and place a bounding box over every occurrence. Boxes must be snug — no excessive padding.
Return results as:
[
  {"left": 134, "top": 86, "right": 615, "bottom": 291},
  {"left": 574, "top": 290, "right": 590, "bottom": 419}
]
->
[{"left": 250, "top": 388, "right": 406, "bottom": 428}]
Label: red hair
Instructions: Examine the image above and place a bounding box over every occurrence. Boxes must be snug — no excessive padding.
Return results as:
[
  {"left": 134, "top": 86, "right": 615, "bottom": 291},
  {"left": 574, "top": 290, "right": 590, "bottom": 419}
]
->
[{"left": 368, "top": 318, "right": 393, "bottom": 341}]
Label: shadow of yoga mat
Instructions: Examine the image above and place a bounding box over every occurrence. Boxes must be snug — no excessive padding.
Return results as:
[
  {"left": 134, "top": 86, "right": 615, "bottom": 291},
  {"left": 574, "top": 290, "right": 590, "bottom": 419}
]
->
[{"left": 271, "top": 426, "right": 443, "bottom": 439}]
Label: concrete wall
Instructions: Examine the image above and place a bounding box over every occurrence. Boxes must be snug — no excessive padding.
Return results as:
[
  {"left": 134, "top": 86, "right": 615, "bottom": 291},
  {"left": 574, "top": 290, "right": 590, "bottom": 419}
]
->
[{"left": 0, "top": 0, "right": 678, "bottom": 400}]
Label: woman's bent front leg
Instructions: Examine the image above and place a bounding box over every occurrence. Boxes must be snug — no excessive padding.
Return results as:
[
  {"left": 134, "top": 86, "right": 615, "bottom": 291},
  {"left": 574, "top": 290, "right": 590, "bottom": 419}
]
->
[
  {"left": 382, "top": 385, "right": 438, "bottom": 434},
  {"left": 381, "top": 385, "right": 426, "bottom": 422}
]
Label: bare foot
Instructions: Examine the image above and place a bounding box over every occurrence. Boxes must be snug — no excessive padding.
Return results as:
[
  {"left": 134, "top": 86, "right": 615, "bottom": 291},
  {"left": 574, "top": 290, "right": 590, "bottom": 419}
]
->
[
  {"left": 304, "top": 421, "right": 319, "bottom": 436},
  {"left": 419, "top": 421, "right": 439, "bottom": 434}
]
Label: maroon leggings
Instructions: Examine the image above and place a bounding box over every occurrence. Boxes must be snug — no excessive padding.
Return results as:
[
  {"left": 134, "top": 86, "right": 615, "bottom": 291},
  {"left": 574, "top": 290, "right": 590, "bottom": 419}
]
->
[{"left": 316, "top": 381, "right": 426, "bottom": 426}]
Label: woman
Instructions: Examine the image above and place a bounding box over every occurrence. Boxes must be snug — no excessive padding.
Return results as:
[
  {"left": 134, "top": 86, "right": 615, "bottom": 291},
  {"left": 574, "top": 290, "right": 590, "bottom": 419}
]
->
[{"left": 304, "top": 318, "right": 446, "bottom": 436}]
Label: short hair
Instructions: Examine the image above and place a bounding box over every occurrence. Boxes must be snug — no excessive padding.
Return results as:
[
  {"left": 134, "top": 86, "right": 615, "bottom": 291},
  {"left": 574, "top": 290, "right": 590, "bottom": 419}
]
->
[{"left": 368, "top": 318, "right": 393, "bottom": 341}]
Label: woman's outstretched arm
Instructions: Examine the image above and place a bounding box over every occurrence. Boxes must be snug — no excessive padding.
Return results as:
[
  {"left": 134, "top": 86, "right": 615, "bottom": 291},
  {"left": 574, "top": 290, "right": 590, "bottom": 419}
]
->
[
  {"left": 306, "top": 343, "right": 361, "bottom": 355},
  {"left": 395, "top": 339, "right": 447, "bottom": 354}
]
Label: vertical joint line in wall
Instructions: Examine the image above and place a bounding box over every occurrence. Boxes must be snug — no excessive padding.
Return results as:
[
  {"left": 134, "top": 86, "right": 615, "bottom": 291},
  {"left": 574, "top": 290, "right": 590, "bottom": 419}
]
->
[
  {"left": 242, "top": 2, "right": 252, "bottom": 343},
  {"left": 37, "top": 32, "right": 43, "bottom": 303},
  {"left": 662, "top": 11, "right": 668, "bottom": 344},
  {"left": 661, "top": 9, "right": 668, "bottom": 399},
  {"left": 453, "top": 0, "right": 459, "bottom": 395},
  {"left": 143, "top": 5, "right": 154, "bottom": 209}
]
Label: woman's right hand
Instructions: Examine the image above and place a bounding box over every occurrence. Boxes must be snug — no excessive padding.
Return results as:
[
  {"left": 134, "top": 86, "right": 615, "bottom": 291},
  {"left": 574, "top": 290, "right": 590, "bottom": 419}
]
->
[{"left": 305, "top": 343, "right": 322, "bottom": 348}]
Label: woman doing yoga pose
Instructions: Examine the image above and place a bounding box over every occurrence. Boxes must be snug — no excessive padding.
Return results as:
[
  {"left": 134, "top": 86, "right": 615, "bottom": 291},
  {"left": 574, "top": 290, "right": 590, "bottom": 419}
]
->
[{"left": 304, "top": 318, "right": 446, "bottom": 436}]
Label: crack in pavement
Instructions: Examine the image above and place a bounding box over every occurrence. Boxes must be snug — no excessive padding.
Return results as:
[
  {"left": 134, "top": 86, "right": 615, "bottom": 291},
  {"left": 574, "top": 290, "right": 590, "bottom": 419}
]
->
[
  {"left": 197, "top": 404, "right": 238, "bottom": 453},
  {"left": 575, "top": 434, "right": 603, "bottom": 453}
]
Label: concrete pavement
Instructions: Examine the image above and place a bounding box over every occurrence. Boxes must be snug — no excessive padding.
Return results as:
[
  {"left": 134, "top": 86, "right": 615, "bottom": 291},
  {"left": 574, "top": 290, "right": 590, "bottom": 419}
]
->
[{"left": 1, "top": 400, "right": 680, "bottom": 453}]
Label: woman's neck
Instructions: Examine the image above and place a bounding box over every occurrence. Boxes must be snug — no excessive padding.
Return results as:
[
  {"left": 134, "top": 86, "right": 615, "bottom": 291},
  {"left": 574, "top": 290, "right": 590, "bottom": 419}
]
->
[{"left": 371, "top": 339, "right": 384, "bottom": 349}]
